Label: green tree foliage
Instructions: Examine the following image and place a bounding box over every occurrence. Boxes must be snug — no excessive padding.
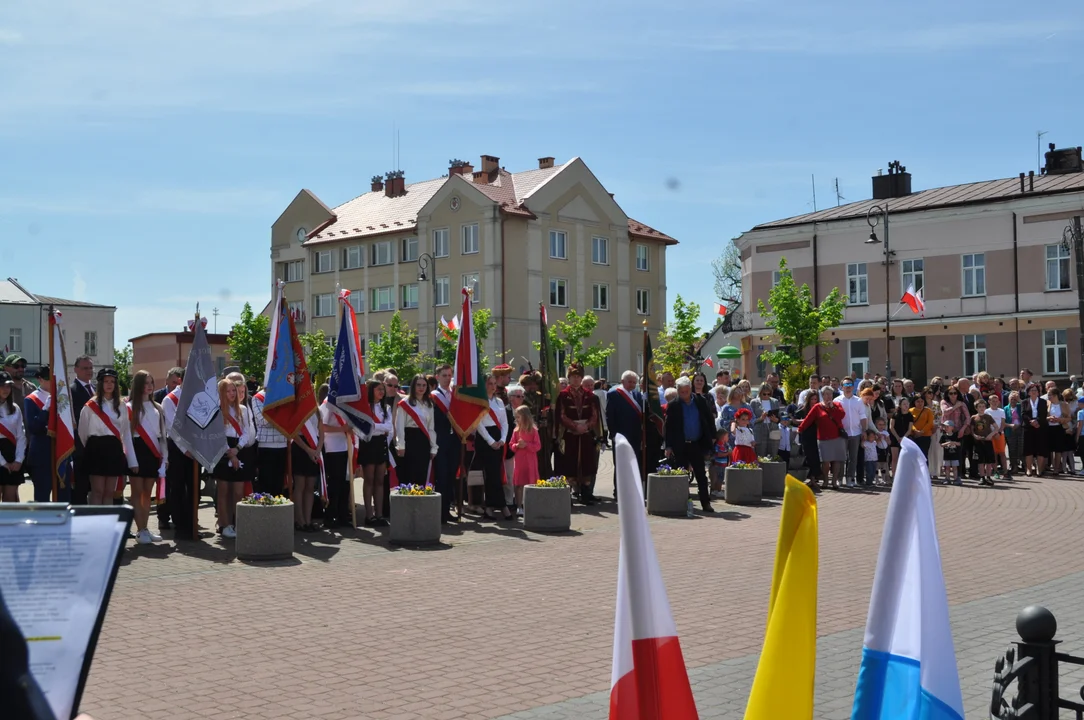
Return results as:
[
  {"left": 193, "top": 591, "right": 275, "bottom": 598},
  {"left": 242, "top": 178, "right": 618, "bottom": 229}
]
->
[
  {"left": 299, "top": 330, "right": 336, "bottom": 387},
  {"left": 227, "top": 302, "right": 271, "bottom": 380},
  {"left": 366, "top": 311, "right": 426, "bottom": 381},
  {"left": 112, "top": 344, "right": 133, "bottom": 395},
  {"left": 534, "top": 309, "right": 615, "bottom": 371},
  {"left": 653, "top": 295, "right": 702, "bottom": 375},
  {"left": 757, "top": 257, "right": 846, "bottom": 374},
  {"left": 436, "top": 308, "right": 497, "bottom": 368}
]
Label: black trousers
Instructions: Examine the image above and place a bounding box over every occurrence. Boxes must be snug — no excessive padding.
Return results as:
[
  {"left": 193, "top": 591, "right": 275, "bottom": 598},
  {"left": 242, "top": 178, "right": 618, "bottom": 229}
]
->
[
  {"left": 166, "top": 440, "right": 196, "bottom": 540},
  {"left": 684, "top": 441, "right": 711, "bottom": 507},
  {"left": 961, "top": 434, "right": 977, "bottom": 478},
  {"left": 435, "top": 436, "right": 461, "bottom": 519},
  {"left": 71, "top": 444, "right": 89, "bottom": 505},
  {"left": 323, "top": 451, "right": 351, "bottom": 524},
  {"left": 257, "top": 446, "right": 288, "bottom": 496},
  {"left": 477, "top": 427, "right": 505, "bottom": 509}
]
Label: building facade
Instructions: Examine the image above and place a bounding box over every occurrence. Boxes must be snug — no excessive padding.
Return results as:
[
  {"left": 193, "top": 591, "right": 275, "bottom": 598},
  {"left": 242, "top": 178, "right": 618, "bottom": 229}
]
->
[
  {"left": 734, "top": 150, "right": 1084, "bottom": 385},
  {"left": 0, "top": 278, "right": 116, "bottom": 372},
  {"left": 270, "top": 155, "right": 676, "bottom": 378},
  {"left": 129, "top": 331, "right": 232, "bottom": 384}
]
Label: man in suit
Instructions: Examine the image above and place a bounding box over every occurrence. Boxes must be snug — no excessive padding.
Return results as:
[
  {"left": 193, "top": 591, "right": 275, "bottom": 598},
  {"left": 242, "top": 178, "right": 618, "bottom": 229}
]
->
[
  {"left": 431, "top": 363, "right": 462, "bottom": 524},
  {"left": 69, "top": 355, "right": 95, "bottom": 505},
  {"left": 152, "top": 366, "right": 183, "bottom": 403},
  {"left": 663, "top": 375, "right": 715, "bottom": 514},
  {"left": 606, "top": 370, "right": 644, "bottom": 497}
]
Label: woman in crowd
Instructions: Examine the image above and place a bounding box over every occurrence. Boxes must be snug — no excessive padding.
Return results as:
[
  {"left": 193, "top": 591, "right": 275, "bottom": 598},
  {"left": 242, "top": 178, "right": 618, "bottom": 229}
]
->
[
  {"left": 125, "top": 370, "right": 167, "bottom": 544},
  {"left": 926, "top": 387, "right": 945, "bottom": 478},
  {"left": 793, "top": 389, "right": 822, "bottom": 484},
  {"left": 1007, "top": 390, "right": 1023, "bottom": 475},
  {"left": 796, "top": 386, "right": 846, "bottom": 489},
  {"left": 79, "top": 369, "right": 133, "bottom": 506},
  {"left": 940, "top": 385, "right": 970, "bottom": 478},
  {"left": 476, "top": 375, "right": 512, "bottom": 520},
  {"left": 592, "top": 378, "right": 609, "bottom": 439},
  {"left": 227, "top": 372, "right": 258, "bottom": 490},
  {"left": 712, "top": 385, "right": 728, "bottom": 420},
  {"left": 211, "top": 378, "right": 253, "bottom": 538},
  {"left": 1020, "top": 382, "right": 1048, "bottom": 476},
  {"left": 749, "top": 382, "right": 781, "bottom": 458},
  {"left": 890, "top": 396, "right": 914, "bottom": 475},
  {"left": 359, "top": 379, "right": 392, "bottom": 526},
  {"left": 908, "top": 392, "right": 935, "bottom": 459},
  {"left": 382, "top": 371, "right": 402, "bottom": 517},
  {"left": 395, "top": 374, "right": 438, "bottom": 486},
  {"left": 889, "top": 378, "right": 907, "bottom": 408},
  {"left": 1062, "top": 388, "right": 1078, "bottom": 474},
  {"left": 292, "top": 397, "right": 322, "bottom": 532},
  {"left": 1046, "top": 386, "right": 1070, "bottom": 475},
  {"left": 319, "top": 385, "right": 355, "bottom": 529},
  {"left": 0, "top": 372, "right": 26, "bottom": 503},
  {"left": 717, "top": 386, "right": 749, "bottom": 435},
  {"left": 692, "top": 372, "right": 715, "bottom": 416}
]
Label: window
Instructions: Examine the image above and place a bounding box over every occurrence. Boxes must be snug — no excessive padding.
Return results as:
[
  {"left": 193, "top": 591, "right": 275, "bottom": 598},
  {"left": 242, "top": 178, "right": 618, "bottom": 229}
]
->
[
  {"left": 433, "top": 228, "right": 449, "bottom": 258},
  {"left": 592, "top": 283, "right": 609, "bottom": 311},
  {"left": 369, "top": 333, "right": 381, "bottom": 348},
  {"left": 593, "top": 358, "right": 610, "bottom": 380},
  {"left": 341, "top": 246, "right": 363, "bottom": 270},
  {"left": 636, "top": 244, "right": 650, "bottom": 271},
  {"left": 370, "top": 286, "right": 394, "bottom": 312},
  {"left": 549, "top": 230, "right": 568, "bottom": 259},
  {"left": 433, "top": 276, "right": 450, "bottom": 307},
  {"left": 1044, "top": 329, "right": 1068, "bottom": 375},
  {"left": 963, "top": 334, "right": 987, "bottom": 376},
  {"left": 901, "top": 258, "right": 924, "bottom": 293},
  {"left": 312, "top": 250, "right": 333, "bottom": 274},
  {"left": 1046, "top": 244, "right": 1071, "bottom": 291},
  {"left": 549, "top": 278, "right": 568, "bottom": 307},
  {"left": 962, "top": 253, "right": 986, "bottom": 297},
  {"left": 556, "top": 349, "right": 568, "bottom": 376},
  {"left": 772, "top": 270, "right": 783, "bottom": 288},
  {"left": 371, "top": 240, "right": 393, "bottom": 266},
  {"left": 847, "top": 263, "right": 868, "bottom": 305},
  {"left": 348, "top": 291, "right": 363, "bottom": 314},
  {"left": 461, "top": 224, "right": 479, "bottom": 254},
  {"left": 287, "top": 300, "right": 304, "bottom": 320},
  {"left": 461, "top": 273, "right": 480, "bottom": 303},
  {"left": 401, "top": 283, "right": 419, "bottom": 309},
  {"left": 84, "top": 331, "right": 97, "bottom": 357},
  {"left": 313, "top": 293, "right": 335, "bottom": 317},
  {"left": 401, "top": 236, "right": 418, "bottom": 263},
  {"left": 215, "top": 355, "right": 227, "bottom": 376},
  {"left": 282, "top": 260, "right": 304, "bottom": 282},
  {"left": 7, "top": 328, "right": 21, "bottom": 353},
  {"left": 848, "top": 340, "right": 869, "bottom": 376},
  {"left": 592, "top": 236, "right": 609, "bottom": 265},
  {"left": 636, "top": 288, "right": 650, "bottom": 315}
]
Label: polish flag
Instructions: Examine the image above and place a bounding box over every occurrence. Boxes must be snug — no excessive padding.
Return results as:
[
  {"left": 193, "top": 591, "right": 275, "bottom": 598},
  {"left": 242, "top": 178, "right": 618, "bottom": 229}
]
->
[
  {"left": 447, "top": 314, "right": 460, "bottom": 331},
  {"left": 609, "top": 435, "right": 699, "bottom": 720},
  {"left": 712, "top": 302, "right": 727, "bottom": 316},
  {"left": 901, "top": 284, "right": 925, "bottom": 316}
]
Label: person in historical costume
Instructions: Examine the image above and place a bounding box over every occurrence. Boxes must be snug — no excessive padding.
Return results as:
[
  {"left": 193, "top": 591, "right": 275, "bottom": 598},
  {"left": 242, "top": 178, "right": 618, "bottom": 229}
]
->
[
  {"left": 491, "top": 363, "right": 514, "bottom": 403},
  {"left": 555, "top": 364, "right": 602, "bottom": 505}
]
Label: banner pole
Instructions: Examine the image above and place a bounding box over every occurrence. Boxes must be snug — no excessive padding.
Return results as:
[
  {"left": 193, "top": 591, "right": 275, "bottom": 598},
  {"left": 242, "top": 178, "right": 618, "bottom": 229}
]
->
[
  {"left": 191, "top": 459, "right": 200, "bottom": 540},
  {"left": 49, "top": 307, "right": 59, "bottom": 501}
]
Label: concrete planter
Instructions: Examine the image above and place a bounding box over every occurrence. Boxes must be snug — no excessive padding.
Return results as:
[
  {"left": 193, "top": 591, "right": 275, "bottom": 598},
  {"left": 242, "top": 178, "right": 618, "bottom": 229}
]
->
[
  {"left": 760, "top": 461, "right": 787, "bottom": 497},
  {"left": 790, "top": 467, "right": 809, "bottom": 483},
  {"left": 646, "top": 473, "right": 690, "bottom": 516},
  {"left": 523, "top": 485, "right": 572, "bottom": 532},
  {"left": 724, "top": 467, "right": 763, "bottom": 505},
  {"left": 235, "top": 501, "right": 294, "bottom": 561},
  {"left": 390, "top": 493, "right": 442, "bottom": 545}
]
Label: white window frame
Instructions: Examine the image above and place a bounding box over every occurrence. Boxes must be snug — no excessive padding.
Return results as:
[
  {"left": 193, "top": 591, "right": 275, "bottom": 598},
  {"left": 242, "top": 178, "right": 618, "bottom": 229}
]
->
[
  {"left": 593, "top": 358, "right": 610, "bottom": 381},
  {"left": 556, "top": 349, "right": 568, "bottom": 376},
  {"left": 848, "top": 340, "right": 870, "bottom": 376},
  {"left": 549, "top": 230, "right": 568, "bottom": 260},
  {"left": 462, "top": 273, "right": 480, "bottom": 303},
  {"left": 84, "top": 331, "right": 97, "bottom": 357},
  {"left": 771, "top": 270, "right": 783, "bottom": 288},
  {"left": 846, "top": 262, "right": 868, "bottom": 305},
  {"left": 549, "top": 278, "right": 568, "bottom": 307},
  {"left": 592, "top": 282, "right": 609, "bottom": 311},
  {"left": 283, "top": 260, "right": 304, "bottom": 282},
  {"left": 312, "top": 249, "right": 333, "bottom": 274},
  {"left": 962, "top": 253, "right": 986, "bottom": 297},
  {"left": 635, "top": 244, "right": 650, "bottom": 271},
  {"left": 8, "top": 328, "right": 21, "bottom": 353},
  {"left": 435, "top": 276, "right": 450, "bottom": 307},
  {"left": 432, "top": 228, "right": 449, "bottom": 258},
  {"left": 1044, "top": 329, "right": 1068, "bottom": 375},
  {"left": 371, "top": 240, "right": 393, "bottom": 266},
  {"left": 461, "top": 224, "right": 479, "bottom": 255},
  {"left": 313, "top": 293, "right": 335, "bottom": 317},
  {"left": 401, "top": 236, "right": 418, "bottom": 263},
  {"left": 901, "top": 258, "right": 924, "bottom": 293},
  {"left": 1046, "top": 243, "right": 1071, "bottom": 291},
  {"left": 370, "top": 286, "right": 394, "bottom": 312},
  {"left": 636, "top": 288, "right": 650, "bottom": 315},
  {"left": 591, "top": 236, "right": 609, "bottom": 265},
  {"left": 341, "top": 246, "right": 363, "bottom": 270},
  {"left": 347, "top": 291, "right": 363, "bottom": 314},
  {"left": 401, "top": 283, "right": 419, "bottom": 309},
  {"left": 963, "top": 334, "right": 987, "bottom": 376}
]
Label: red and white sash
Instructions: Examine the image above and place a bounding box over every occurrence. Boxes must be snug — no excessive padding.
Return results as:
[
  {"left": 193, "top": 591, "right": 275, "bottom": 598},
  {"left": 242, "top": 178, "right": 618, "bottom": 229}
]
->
[
  {"left": 85, "top": 398, "right": 122, "bottom": 440},
  {"left": 26, "top": 389, "right": 47, "bottom": 410},
  {"left": 127, "top": 405, "right": 163, "bottom": 460},
  {"left": 431, "top": 388, "right": 450, "bottom": 414},
  {"left": 165, "top": 390, "right": 180, "bottom": 408},
  {"left": 322, "top": 400, "right": 358, "bottom": 450},
  {"left": 615, "top": 387, "right": 642, "bottom": 417},
  {"left": 299, "top": 414, "right": 327, "bottom": 502},
  {"left": 0, "top": 416, "right": 16, "bottom": 444},
  {"left": 224, "top": 408, "right": 243, "bottom": 438}
]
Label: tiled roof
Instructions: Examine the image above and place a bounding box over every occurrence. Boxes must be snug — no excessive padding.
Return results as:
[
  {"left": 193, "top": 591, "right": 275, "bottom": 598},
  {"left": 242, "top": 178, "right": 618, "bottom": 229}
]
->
[
  {"left": 752, "top": 172, "right": 1084, "bottom": 231},
  {"left": 628, "top": 218, "right": 678, "bottom": 245},
  {"left": 34, "top": 294, "right": 115, "bottom": 309}
]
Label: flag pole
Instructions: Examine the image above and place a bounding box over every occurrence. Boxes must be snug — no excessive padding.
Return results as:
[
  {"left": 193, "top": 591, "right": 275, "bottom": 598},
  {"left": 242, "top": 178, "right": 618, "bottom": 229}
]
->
[
  {"left": 49, "top": 305, "right": 59, "bottom": 501},
  {"left": 641, "top": 321, "right": 648, "bottom": 487},
  {"left": 192, "top": 307, "right": 201, "bottom": 540}
]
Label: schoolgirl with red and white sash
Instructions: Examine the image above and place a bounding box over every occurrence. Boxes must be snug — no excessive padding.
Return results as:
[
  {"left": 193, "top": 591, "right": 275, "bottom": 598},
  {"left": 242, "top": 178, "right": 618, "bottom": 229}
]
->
[
  {"left": 211, "top": 402, "right": 254, "bottom": 482},
  {"left": 77, "top": 369, "right": 134, "bottom": 502},
  {"left": 0, "top": 370, "right": 27, "bottom": 500},
  {"left": 320, "top": 399, "right": 357, "bottom": 527},
  {"left": 394, "top": 376, "right": 438, "bottom": 489},
  {"left": 359, "top": 379, "right": 393, "bottom": 527},
  {"left": 476, "top": 381, "right": 512, "bottom": 520},
  {"left": 291, "top": 411, "right": 323, "bottom": 532},
  {"left": 124, "top": 370, "right": 167, "bottom": 544}
]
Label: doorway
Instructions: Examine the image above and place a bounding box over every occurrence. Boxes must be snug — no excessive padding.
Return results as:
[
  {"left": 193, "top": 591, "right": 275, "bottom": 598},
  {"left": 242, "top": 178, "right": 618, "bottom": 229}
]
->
[{"left": 901, "top": 336, "right": 927, "bottom": 386}]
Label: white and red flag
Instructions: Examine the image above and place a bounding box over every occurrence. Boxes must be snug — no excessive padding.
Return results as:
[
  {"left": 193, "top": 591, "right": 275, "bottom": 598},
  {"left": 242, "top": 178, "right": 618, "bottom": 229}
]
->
[
  {"left": 901, "top": 283, "right": 925, "bottom": 316},
  {"left": 47, "top": 309, "right": 75, "bottom": 500},
  {"left": 712, "top": 302, "right": 727, "bottom": 317},
  {"left": 609, "top": 435, "right": 699, "bottom": 720}
]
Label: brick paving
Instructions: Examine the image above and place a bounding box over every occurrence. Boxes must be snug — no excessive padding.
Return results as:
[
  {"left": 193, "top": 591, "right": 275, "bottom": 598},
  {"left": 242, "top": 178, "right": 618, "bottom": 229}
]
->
[{"left": 43, "top": 461, "right": 1084, "bottom": 719}]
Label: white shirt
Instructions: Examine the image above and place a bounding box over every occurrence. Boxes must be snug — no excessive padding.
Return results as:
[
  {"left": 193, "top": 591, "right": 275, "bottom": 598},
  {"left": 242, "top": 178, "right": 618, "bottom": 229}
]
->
[
  {"left": 320, "top": 402, "right": 354, "bottom": 454},
  {"left": 78, "top": 398, "right": 135, "bottom": 459},
  {"left": 161, "top": 387, "right": 181, "bottom": 430},
  {"left": 125, "top": 400, "right": 167, "bottom": 476},
  {"left": 733, "top": 425, "right": 755, "bottom": 448},
  {"left": 222, "top": 405, "right": 255, "bottom": 447},
  {"left": 394, "top": 400, "right": 438, "bottom": 456},
  {"left": 985, "top": 407, "right": 1004, "bottom": 431},
  {"left": 863, "top": 440, "right": 878, "bottom": 462},
  {"left": 0, "top": 404, "right": 27, "bottom": 463},
  {"left": 252, "top": 391, "right": 287, "bottom": 448},
  {"left": 778, "top": 425, "right": 792, "bottom": 452},
  {"left": 367, "top": 403, "right": 393, "bottom": 438},
  {"left": 836, "top": 394, "right": 867, "bottom": 436},
  {"left": 479, "top": 396, "right": 508, "bottom": 448}
]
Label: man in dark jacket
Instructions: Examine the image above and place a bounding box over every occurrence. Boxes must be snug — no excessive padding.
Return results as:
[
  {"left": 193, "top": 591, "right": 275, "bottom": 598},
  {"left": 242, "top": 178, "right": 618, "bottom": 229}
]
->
[
  {"left": 69, "top": 355, "right": 95, "bottom": 505},
  {"left": 606, "top": 370, "right": 644, "bottom": 497},
  {"left": 663, "top": 376, "right": 715, "bottom": 513}
]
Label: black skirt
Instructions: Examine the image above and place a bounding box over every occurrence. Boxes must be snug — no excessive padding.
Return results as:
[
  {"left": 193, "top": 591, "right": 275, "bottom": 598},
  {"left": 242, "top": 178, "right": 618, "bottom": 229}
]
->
[
  {"left": 131, "top": 436, "right": 162, "bottom": 478},
  {"left": 83, "top": 435, "right": 128, "bottom": 476},
  {"left": 399, "top": 426, "right": 433, "bottom": 486},
  {"left": 291, "top": 441, "right": 320, "bottom": 476},
  {"left": 1023, "top": 424, "right": 1047, "bottom": 457},
  {"left": 213, "top": 437, "right": 245, "bottom": 482},
  {"left": 0, "top": 438, "right": 23, "bottom": 485},
  {"left": 358, "top": 435, "right": 388, "bottom": 467}
]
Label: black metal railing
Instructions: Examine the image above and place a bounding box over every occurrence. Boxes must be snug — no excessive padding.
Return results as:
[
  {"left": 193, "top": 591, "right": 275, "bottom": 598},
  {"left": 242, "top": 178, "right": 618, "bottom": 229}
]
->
[{"left": 991, "top": 605, "right": 1084, "bottom": 719}]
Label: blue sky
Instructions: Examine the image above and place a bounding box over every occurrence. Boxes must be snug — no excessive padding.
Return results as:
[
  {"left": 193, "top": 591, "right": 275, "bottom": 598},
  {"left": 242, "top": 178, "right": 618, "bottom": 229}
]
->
[{"left": 1, "top": 0, "right": 1080, "bottom": 351}]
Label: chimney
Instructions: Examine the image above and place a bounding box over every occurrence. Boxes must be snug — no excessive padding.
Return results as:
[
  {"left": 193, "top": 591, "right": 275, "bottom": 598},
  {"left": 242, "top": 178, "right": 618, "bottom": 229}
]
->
[
  {"left": 871, "top": 160, "right": 912, "bottom": 200},
  {"left": 1043, "top": 143, "right": 1084, "bottom": 175},
  {"left": 538, "top": 157, "right": 555, "bottom": 169},
  {"left": 371, "top": 175, "right": 384, "bottom": 193},
  {"left": 481, "top": 155, "right": 500, "bottom": 174},
  {"left": 1019, "top": 172, "right": 1026, "bottom": 193},
  {"left": 472, "top": 170, "right": 488, "bottom": 184},
  {"left": 449, "top": 158, "right": 473, "bottom": 177},
  {"left": 1029, "top": 170, "right": 1035, "bottom": 191},
  {"left": 384, "top": 170, "right": 405, "bottom": 198}
]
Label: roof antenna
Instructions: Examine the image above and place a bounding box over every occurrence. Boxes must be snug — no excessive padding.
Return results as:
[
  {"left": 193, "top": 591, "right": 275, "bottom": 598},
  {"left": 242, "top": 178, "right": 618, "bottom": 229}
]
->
[
  {"left": 811, "top": 174, "right": 817, "bottom": 212},
  {"left": 1037, "top": 130, "right": 1048, "bottom": 174},
  {"left": 834, "top": 178, "right": 845, "bottom": 207}
]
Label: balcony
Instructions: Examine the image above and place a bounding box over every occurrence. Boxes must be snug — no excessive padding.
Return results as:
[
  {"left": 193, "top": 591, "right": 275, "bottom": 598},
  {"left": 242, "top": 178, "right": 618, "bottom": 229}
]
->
[{"left": 721, "top": 311, "right": 754, "bottom": 334}]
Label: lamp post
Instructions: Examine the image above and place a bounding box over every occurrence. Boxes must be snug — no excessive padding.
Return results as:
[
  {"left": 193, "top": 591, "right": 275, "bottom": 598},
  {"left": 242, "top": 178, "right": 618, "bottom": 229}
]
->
[
  {"left": 417, "top": 252, "right": 438, "bottom": 369},
  {"left": 865, "top": 202, "right": 895, "bottom": 378},
  {"left": 1063, "top": 216, "right": 1084, "bottom": 377}
]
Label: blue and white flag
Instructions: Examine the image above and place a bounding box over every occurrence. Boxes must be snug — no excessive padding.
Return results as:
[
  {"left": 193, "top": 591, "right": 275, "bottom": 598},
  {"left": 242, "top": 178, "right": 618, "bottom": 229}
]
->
[
  {"left": 328, "top": 289, "right": 373, "bottom": 436},
  {"left": 851, "top": 437, "right": 964, "bottom": 720}
]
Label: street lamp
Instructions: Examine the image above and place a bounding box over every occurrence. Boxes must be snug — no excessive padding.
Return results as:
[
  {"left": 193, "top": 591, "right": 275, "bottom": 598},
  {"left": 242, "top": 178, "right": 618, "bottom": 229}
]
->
[
  {"left": 866, "top": 202, "right": 895, "bottom": 378},
  {"left": 1062, "top": 216, "right": 1084, "bottom": 376},
  {"left": 417, "top": 252, "right": 439, "bottom": 369}
]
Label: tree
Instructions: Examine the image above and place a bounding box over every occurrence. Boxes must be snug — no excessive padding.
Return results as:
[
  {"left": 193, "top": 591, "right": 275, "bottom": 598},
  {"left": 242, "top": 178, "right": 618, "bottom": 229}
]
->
[
  {"left": 757, "top": 257, "right": 846, "bottom": 395},
  {"left": 535, "top": 309, "right": 615, "bottom": 371},
  {"left": 712, "top": 239, "right": 743, "bottom": 309},
  {"left": 299, "top": 330, "right": 336, "bottom": 387},
  {"left": 653, "top": 294, "right": 703, "bottom": 375},
  {"left": 113, "top": 344, "right": 133, "bottom": 395},
  {"left": 366, "top": 311, "right": 426, "bottom": 381},
  {"left": 435, "top": 308, "right": 498, "bottom": 368},
  {"left": 227, "top": 302, "right": 271, "bottom": 380}
]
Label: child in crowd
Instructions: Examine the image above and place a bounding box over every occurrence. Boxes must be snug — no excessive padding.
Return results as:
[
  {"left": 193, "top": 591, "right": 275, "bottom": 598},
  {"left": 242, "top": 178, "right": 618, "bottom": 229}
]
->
[
  {"left": 731, "top": 408, "right": 757, "bottom": 464},
  {"left": 941, "top": 419, "right": 961, "bottom": 486},
  {"left": 890, "top": 397, "right": 913, "bottom": 479},
  {"left": 875, "top": 418, "right": 890, "bottom": 485},
  {"left": 862, "top": 429, "right": 879, "bottom": 486},
  {"left": 777, "top": 414, "right": 793, "bottom": 468},
  {"left": 1062, "top": 388, "right": 1078, "bottom": 475},
  {"left": 986, "top": 394, "right": 1009, "bottom": 480},
  {"left": 971, "top": 399, "right": 996, "bottom": 486},
  {"left": 509, "top": 405, "right": 541, "bottom": 516},
  {"left": 711, "top": 428, "right": 730, "bottom": 499}
]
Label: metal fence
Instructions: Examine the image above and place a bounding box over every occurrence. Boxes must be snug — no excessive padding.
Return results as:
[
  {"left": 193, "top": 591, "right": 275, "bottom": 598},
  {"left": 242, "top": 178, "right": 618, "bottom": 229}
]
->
[{"left": 991, "top": 605, "right": 1084, "bottom": 719}]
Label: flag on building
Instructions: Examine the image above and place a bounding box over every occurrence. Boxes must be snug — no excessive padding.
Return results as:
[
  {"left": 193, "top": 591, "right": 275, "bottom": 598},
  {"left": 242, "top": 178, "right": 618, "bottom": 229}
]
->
[
  {"left": 744, "top": 475, "right": 819, "bottom": 720},
  {"left": 170, "top": 314, "right": 229, "bottom": 470},
  {"left": 262, "top": 283, "right": 319, "bottom": 439},
  {"left": 713, "top": 302, "right": 727, "bottom": 316},
  {"left": 850, "top": 438, "right": 963, "bottom": 720},
  {"left": 47, "top": 309, "right": 75, "bottom": 500},
  {"left": 447, "top": 314, "right": 460, "bottom": 331},
  {"left": 643, "top": 330, "right": 664, "bottom": 428},
  {"left": 438, "top": 315, "right": 454, "bottom": 342},
  {"left": 901, "top": 284, "right": 925, "bottom": 316},
  {"left": 609, "top": 435, "right": 698, "bottom": 720},
  {"left": 328, "top": 289, "right": 373, "bottom": 435},
  {"left": 448, "top": 287, "right": 489, "bottom": 438},
  {"left": 703, "top": 357, "right": 714, "bottom": 369}
]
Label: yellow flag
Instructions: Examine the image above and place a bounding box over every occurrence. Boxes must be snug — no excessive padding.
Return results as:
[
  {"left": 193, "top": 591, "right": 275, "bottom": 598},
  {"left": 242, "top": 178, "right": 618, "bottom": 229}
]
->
[{"left": 743, "top": 474, "right": 819, "bottom": 720}]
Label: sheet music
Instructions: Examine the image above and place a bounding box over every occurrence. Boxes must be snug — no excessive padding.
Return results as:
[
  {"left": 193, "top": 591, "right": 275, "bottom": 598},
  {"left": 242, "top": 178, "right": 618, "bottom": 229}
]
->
[{"left": 0, "top": 513, "right": 128, "bottom": 720}]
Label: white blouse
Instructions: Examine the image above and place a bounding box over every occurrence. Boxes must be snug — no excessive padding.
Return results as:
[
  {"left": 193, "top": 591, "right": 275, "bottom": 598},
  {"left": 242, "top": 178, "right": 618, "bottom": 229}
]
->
[
  {"left": 320, "top": 403, "right": 355, "bottom": 454},
  {"left": 479, "top": 397, "right": 508, "bottom": 448},
  {"left": 0, "top": 404, "right": 27, "bottom": 464},
  {"left": 367, "top": 404, "right": 393, "bottom": 439},
  {"left": 394, "top": 400, "right": 437, "bottom": 455},
  {"left": 78, "top": 399, "right": 134, "bottom": 459},
  {"left": 125, "top": 400, "right": 168, "bottom": 476},
  {"left": 161, "top": 388, "right": 182, "bottom": 428},
  {"left": 223, "top": 406, "right": 255, "bottom": 447}
]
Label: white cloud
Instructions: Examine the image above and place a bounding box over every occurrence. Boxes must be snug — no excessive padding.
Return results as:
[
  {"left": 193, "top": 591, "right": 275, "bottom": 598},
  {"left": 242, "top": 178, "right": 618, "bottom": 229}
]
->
[{"left": 71, "top": 269, "right": 87, "bottom": 301}]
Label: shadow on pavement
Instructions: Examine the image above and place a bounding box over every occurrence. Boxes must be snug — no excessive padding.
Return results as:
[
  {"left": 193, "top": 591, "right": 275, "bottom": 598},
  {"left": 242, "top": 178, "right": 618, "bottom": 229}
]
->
[
  {"left": 172, "top": 537, "right": 236, "bottom": 565},
  {"left": 120, "top": 542, "right": 177, "bottom": 566}
]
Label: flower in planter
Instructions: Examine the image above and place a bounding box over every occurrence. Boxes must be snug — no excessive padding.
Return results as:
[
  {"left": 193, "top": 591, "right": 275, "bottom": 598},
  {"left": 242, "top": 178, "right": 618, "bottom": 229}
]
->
[
  {"left": 394, "top": 483, "right": 436, "bottom": 496},
  {"left": 240, "top": 493, "right": 289, "bottom": 506},
  {"left": 757, "top": 455, "right": 781, "bottom": 464},
  {"left": 730, "top": 462, "right": 761, "bottom": 470},
  {"left": 535, "top": 475, "right": 569, "bottom": 488},
  {"left": 654, "top": 464, "right": 688, "bottom": 476}
]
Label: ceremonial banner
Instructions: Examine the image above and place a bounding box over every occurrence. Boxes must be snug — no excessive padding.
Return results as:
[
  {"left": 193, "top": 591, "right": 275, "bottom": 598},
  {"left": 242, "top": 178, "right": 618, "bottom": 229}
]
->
[
  {"left": 538, "top": 303, "right": 559, "bottom": 422},
  {"left": 47, "top": 309, "right": 75, "bottom": 499},
  {"left": 328, "top": 289, "right": 374, "bottom": 435},
  {"left": 170, "top": 316, "right": 229, "bottom": 470},
  {"left": 262, "top": 283, "right": 318, "bottom": 439},
  {"left": 448, "top": 287, "right": 488, "bottom": 438},
  {"left": 642, "top": 330, "right": 664, "bottom": 429}
]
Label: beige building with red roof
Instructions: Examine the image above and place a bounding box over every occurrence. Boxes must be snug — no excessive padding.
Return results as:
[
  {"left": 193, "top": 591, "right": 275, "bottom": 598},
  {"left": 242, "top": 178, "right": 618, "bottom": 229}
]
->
[{"left": 270, "top": 155, "right": 677, "bottom": 377}]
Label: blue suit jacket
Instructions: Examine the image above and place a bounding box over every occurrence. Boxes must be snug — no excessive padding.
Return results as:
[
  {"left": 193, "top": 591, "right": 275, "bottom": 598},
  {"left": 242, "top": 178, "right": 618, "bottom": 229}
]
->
[
  {"left": 606, "top": 387, "right": 644, "bottom": 447},
  {"left": 23, "top": 395, "right": 50, "bottom": 468}
]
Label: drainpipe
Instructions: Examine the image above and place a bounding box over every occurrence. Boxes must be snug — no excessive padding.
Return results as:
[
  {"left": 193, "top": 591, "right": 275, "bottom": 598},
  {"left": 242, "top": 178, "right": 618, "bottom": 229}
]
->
[
  {"left": 1013, "top": 212, "right": 1020, "bottom": 372},
  {"left": 500, "top": 214, "right": 507, "bottom": 355},
  {"left": 812, "top": 228, "right": 820, "bottom": 373}
]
